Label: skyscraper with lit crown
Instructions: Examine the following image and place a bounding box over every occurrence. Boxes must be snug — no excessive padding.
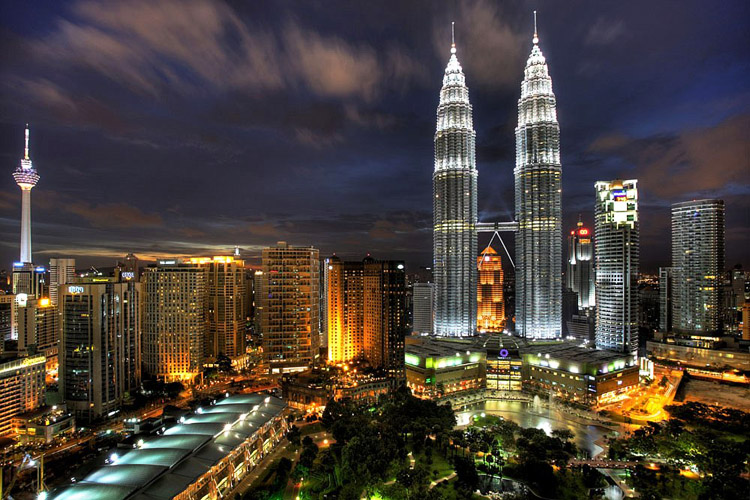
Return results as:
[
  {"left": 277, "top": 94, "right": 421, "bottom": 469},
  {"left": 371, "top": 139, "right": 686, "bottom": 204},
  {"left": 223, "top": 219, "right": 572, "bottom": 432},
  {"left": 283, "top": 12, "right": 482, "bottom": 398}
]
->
[
  {"left": 477, "top": 246, "right": 505, "bottom": 333},
  {"left": 595, "top": 179, "right": 639, "bottom": 354},
  {"left": 433, "top": 26, "right": 478, "bottom": 336},
  {"left": 567, "top": 219, "right": 595, "bottom": 310},
  {"left": 13, "top": 124, "right": 39, "bottom": 265},
  {"left": 514, "top": 14, "right": 562, "bottom": 339}
]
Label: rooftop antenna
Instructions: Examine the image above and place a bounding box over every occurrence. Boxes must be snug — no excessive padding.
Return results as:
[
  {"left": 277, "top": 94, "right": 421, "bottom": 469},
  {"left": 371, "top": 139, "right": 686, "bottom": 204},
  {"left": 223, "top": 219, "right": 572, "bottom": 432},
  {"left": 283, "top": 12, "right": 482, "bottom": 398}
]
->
[
  {"left": 451, "top": 22, "right": 456, "bottom": 53},
  {"left": 24, "top": 123, "right": 30, "bottom": 160},
  {"left": 533, "top": 11, "right": 539, "bottom": 44}
]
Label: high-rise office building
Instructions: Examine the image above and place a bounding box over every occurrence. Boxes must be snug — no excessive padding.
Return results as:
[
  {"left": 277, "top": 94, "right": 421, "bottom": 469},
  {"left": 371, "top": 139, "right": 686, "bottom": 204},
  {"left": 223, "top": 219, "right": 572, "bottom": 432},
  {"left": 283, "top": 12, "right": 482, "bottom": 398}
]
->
[
  {"left": 659, "top": 267, "right": 674, "bottom": 332},
  {"left": 594, "top": 180, "right": 639, "bottom": 354},
  {"left": 320, "top": 259, "right": 329, "bottom": 349},
  {"left": 252, "top": 270, "right": 265, "bottom": 338},
  {"left": 477, "top": 246, "right": 505, "bottom": 333},
  {"left": 433, "top": 30, "right": 477, "bottom": 337},
  {"left": 12, "top": 263, "right": 45, "bottom": 297},
  {"left": 16, "top": 296, "right": 55, "bottom": 355},
  {"left": 122, "top": 253, "right": 139, "bottom": 277},
  {"left": 364, "top": 259, "right": 407, "bottom": 375},
  {"left": 567, "top": 220, "right": 595, "bottom": 310},
  {"left": 0, "top": 355, "right": 45, "bottom": 436},
  {"left": 60, "top": 276, "right": 141, "bottom": 422},
  {"left": 13, "top": 125, "right": 39, "bottom": 265},
  {"left": 0, "top": 294, "right": 14, "bottom": 347},
  {"left": 143, "top": 260, "right": 207, "bottom": 382},
  {"left": 327, "top": 256, "right": 407, "bottom": 377},
  {"left": 671, "top": 200, "right": 725, "bottom": 335},
  {"left": 261, "top": 242, "right": 320, "bottom": 373},
  {"left": 49, "top": 258, "right": 76, "bottom": 307},
  {"left": 194, "top": 257, "right": 246, "bottom": 359},
  {"left": 412, "top": 282, "right": 434, "bottom": 335},
  {"left": 514, "top": 18, "right": 562, "bottom": 339}
]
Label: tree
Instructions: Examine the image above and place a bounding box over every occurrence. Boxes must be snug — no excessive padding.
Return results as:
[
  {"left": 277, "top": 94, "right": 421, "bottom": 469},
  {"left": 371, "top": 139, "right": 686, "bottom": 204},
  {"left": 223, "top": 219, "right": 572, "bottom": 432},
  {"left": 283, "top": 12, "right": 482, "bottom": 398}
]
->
[
  {"left": 287, "top": 425, "right": 301, "bottom": 446},
  {"left": 216, "top": 352, "right": 233, "bottom": 373},
  {"left": 454, "top": 456, "right": 479, "bottom": 492}
]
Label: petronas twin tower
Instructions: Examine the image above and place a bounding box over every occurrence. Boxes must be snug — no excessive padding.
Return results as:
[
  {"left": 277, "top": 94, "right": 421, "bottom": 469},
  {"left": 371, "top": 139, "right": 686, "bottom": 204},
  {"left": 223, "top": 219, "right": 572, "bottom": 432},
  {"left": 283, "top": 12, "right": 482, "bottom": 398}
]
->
[{"left": 433, "top": 17, "right": 562, "bottom": 338}]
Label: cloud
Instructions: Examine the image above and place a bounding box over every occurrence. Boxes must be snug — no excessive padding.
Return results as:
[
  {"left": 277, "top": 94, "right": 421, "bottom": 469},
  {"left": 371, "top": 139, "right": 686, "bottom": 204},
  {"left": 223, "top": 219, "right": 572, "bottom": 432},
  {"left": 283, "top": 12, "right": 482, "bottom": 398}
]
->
[
  {"left": 435, "top": 0, "right": 525, "bottom": 89},
  {"left": 33, "top": 0, "right": 283, "bottom": 96},
  {"left": 66, "top": 202, "right": 164, "bottom": 228},
  {"left": 245, "top": 223, "right": 280, "bottom": 237},
  {"left": 283, "top": 23, "right": 381, "bottom": 101},
  {"left": 588, "top": 113, "right": 750, "bottom": 199},
  {"left": 586, "top": 19, "right": 626, "bottom": 45},
  {"left": 27, "top": 0, "right": 424, "bottom": 104}
]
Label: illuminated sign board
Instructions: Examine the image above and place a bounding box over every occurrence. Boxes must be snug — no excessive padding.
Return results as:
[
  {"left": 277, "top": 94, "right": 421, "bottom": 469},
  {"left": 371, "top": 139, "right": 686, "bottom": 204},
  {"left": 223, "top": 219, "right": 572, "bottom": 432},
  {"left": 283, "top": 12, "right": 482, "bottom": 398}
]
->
[
  {"left": 68, "top": 286, "right": 85, "bottom": 294},
  {"left": 612, "top": 189, "right": 627, "bottom": 201},
  {"left": 499, "top": 348, "right": 509, "bottom": 358},
  {"left": 121, "top": 272, "right": 135, "bottom": 280},
  {"left": 15, "top": 293, "right": 28, "bottom": 307}
]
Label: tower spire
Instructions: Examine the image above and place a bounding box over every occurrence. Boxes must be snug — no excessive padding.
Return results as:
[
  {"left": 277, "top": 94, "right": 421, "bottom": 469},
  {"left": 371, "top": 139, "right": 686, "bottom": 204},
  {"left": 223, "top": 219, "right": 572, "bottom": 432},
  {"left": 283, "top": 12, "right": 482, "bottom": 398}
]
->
[
  {"left": 451, "top": 22, "right": 456, "bottom": 54},
  {"left": 533, "top": 10, "right": 539, "bottom": 45},
  {"left": 24, "top": 123, "right": 29, "bottom": 161}
]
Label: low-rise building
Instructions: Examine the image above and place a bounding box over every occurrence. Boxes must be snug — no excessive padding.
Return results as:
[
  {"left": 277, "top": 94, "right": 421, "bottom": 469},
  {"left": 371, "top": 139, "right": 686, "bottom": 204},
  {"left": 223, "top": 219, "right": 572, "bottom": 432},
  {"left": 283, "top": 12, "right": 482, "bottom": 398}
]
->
[
  {"left": 472, "top": 335, "right": 523, "bottom": 392},
  {"left": 647, "top": 337, "right": 750, "bottom": 383},
  {"left": 405, "top": 338, "right": 486, "bottom": 399},
  {"left": 48, "top": 394, "right": 288, "bottom": 500},
  {"left": 281, "top": 368, "right": 396, "bottom": 411},
  {"left": 521, "top": 343, "right": 638, "bottom": 404},
  {"left": 14, "top": 404, "right": 75, "bottom": 443}
]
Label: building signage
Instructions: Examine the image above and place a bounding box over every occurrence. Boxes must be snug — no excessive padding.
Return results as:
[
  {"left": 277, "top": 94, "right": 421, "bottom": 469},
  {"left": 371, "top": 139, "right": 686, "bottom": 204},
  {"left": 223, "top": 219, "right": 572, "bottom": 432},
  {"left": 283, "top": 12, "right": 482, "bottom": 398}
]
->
[{"left": 68, "top": 286, "right": 84, "bottom": 294}]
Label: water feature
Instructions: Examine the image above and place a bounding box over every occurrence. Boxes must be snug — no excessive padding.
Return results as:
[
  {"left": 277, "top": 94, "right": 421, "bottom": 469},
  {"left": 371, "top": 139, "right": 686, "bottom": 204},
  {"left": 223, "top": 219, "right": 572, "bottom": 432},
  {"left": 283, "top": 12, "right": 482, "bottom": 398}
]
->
[{"left": 456, "top": 399, "right": 619, "bottom": 458}]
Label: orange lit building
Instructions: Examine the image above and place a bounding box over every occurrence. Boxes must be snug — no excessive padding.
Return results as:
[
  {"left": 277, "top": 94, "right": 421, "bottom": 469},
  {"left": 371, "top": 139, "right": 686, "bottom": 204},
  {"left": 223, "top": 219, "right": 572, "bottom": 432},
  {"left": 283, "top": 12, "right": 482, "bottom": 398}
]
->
[
  {"left": 327, "top": 256, "right": 364, "bottom": 363},
  {"left": 477, "top": 246, "right": 505, "bottom": 332},
  {"left": 326, "top": 256, "right": 407, "bottom": 377}
]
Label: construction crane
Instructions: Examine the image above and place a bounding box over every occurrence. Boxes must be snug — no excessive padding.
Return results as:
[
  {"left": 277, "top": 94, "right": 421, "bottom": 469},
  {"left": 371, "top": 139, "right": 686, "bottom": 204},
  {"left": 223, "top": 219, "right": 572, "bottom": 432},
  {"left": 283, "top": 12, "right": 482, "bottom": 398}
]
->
[{"left": 1, "top": 452, "right": 46, "bottom": 500}]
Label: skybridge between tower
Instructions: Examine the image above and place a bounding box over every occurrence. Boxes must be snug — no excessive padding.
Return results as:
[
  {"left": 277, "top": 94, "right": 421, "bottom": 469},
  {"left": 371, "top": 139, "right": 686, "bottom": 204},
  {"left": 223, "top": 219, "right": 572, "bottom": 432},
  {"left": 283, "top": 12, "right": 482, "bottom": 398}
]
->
[
  {"left": 476, "top": 221, "right": 518, "bottom": 233},
  {"left": 477, "top": 221, "right": 518, "bottom": 269}
]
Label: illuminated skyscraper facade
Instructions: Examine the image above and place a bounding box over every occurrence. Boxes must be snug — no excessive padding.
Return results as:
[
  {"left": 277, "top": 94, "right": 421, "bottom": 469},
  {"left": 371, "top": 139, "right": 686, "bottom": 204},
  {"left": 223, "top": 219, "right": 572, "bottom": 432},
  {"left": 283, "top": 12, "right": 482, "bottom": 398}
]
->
[
  {"left": 514, "top": 22, "right": 562, "bottom": 339},
  {"left": 412, "top": 282, "right": 435, "bottom": 335},
  {"left": 49, "top": 258, "right": 76, "bottom": 307},
  {"left": 433, "top": 34, "right": 478, "bottom": 336},
  {"left": 60, "top": 277, "right": 142, "bottom": 422},
  {"left": 363, "top": 258, "right": 407, "bottom": 377},
  {"left": 671, "top": 199, "right": 725, "bottom": 335},
  {"left": 567, "top": 221, "right": 595, "bottom": 310},
  {"left": 261, "top": 242, "right": 320, "bottom": 373},
  {"left": 327, "top": 256, "right": 364, "bottom": 363},
  {"left": 477, "top": 246, "right": 505, "bottom": 333},
  {"left": 199, "top": 256, "right": 246, "bottom": 359},
  {"left": 327, "top": 256, "right": 407, "bottom": 377},
  {"left": 143, "top": 260, "right": 207, "bottom": 382},
  {"left": 595, "top": 180, "right": 639, "bottom": 354}
]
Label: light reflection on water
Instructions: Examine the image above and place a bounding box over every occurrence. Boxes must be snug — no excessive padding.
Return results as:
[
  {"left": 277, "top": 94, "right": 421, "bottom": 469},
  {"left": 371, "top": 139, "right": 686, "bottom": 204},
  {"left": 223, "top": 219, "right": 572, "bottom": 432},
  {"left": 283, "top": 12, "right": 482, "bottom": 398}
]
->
[{"left": 456, "top": 399, "right": 615, "bottom": 458}]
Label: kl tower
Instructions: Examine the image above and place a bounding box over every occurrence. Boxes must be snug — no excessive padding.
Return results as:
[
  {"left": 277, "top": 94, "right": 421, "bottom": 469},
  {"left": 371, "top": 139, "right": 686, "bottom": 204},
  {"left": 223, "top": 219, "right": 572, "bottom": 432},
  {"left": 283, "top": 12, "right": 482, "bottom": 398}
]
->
[{"left": 13, "top": 124, "right": 39, "bottom": 265}]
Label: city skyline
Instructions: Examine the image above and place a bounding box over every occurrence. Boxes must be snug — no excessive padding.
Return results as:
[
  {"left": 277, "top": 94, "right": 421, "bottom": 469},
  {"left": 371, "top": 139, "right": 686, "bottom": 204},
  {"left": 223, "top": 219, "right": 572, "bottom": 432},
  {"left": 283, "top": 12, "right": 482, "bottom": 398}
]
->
[{"left": 0, "top": 1, "right": 748, "bottom": 272}]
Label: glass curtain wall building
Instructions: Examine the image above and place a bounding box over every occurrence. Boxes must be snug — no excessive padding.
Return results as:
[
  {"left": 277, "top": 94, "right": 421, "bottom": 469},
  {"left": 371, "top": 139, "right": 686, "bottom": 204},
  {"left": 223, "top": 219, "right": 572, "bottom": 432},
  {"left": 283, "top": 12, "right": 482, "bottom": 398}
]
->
[
  {"left": 514, "top": 22, "right": 562, "bottom": 339},
  {"left": 433, "top": 32, "right": 478, "bottom": 337},
  {"left": 594, "top": 180, "right": 639, "bottom": 354},
  {"left": 671, "top": 200, "right": 725, "bottom": 335}
]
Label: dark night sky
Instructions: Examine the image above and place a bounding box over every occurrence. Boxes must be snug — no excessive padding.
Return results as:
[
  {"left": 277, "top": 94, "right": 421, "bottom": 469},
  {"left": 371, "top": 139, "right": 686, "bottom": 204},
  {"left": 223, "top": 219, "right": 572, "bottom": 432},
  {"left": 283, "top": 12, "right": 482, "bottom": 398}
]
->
[{"left": 0, "top": 0, "right": 748, "bottom": 273}]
